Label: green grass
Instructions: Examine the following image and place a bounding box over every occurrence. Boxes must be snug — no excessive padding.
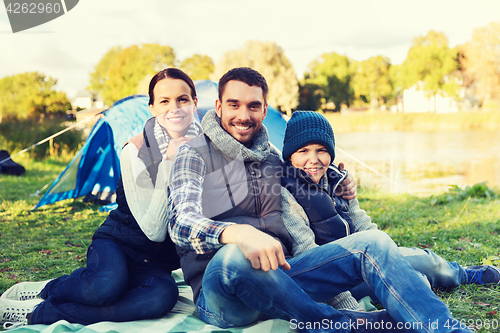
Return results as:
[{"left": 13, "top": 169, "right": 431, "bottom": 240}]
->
[
  {"left": 0, "top": 154, "right": 106, "bottom": 290},
  {"left": 358, "top": 185, "right": 500, "bottom": 331},
  {"left": 1, "top": 156, "right": 500, "bottom": 331}
]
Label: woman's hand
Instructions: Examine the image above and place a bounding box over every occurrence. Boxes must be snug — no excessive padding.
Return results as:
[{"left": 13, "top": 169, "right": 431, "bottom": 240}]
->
[
  {"left": 335, "top": 162, "right": 357, "bottom": 200},
  {"left": 165, "top": 137, "right": 193, "bottom": 161}
]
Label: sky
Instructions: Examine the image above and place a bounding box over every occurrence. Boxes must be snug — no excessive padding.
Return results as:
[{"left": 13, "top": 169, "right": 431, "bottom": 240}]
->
[{"left": 1, "top": 0, "right": 500, "bottom": 98}]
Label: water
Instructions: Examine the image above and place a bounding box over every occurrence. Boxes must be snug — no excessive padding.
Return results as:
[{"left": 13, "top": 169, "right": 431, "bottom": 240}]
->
[{"left": 334, "top": 130, "right": 500, "bottom": 195}]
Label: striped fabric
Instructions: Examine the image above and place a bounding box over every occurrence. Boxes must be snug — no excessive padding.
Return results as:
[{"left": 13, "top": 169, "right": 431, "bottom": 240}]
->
[
  {"left": 154, "top": 118, "right": 202, "bottom": 156},
  {"left": 8, "top": 270, "right": 296, "bottom": 333}
]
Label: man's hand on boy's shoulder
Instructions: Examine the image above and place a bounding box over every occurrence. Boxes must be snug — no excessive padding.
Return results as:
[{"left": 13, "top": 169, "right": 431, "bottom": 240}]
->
[{"left": 335, "top": 162, "right": 357, "bottom": 200}]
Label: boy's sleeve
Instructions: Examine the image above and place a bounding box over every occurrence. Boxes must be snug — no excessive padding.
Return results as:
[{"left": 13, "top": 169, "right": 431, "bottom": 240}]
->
[
  {"left": 280, "top": 187, "right": 318, "bottom": 256},
  {"left": 348, "top": 198, "right": 378, "bottom": 232}
]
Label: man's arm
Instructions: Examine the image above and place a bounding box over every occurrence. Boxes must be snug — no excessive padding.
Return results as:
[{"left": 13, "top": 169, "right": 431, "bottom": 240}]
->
[
  {"left": 168, "top": 144, "right": 234, "bottom": 254},
  {"left": 168, "top": 144, "right": 290, "bottom": 271}
]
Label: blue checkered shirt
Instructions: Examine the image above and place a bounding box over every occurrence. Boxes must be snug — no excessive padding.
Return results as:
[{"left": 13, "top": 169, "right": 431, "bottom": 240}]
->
[{"left": 167, "top": 143, "right": 234, "bottom": 254}]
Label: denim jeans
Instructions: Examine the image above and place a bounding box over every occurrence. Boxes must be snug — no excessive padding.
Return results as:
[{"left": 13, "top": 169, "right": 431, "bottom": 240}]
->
[
  {"left": 399, "top": 247, "right": 465, "bottom": 286},
  {"left": 350, "top": 246, "right": 465, "bottom": 302},
  {"left": 31, "top": 238, "right": 178, "bottom": 325},
  {"left": 196, "top": 230, "right": 471, "bottom": 333}
]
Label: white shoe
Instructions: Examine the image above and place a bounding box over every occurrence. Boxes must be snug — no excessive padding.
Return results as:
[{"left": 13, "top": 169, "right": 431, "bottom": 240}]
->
[
  {"left": 3, "top": 317, "right": 28, "bottom": 330},
  {"left": 1, "top": 280, "right": 52, "bottom": 301},
  {"left": 0, "top": 298, "right": 42, "bottom": 325}
]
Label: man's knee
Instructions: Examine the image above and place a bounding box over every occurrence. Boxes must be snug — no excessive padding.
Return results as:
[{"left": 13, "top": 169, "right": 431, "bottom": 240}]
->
[{"left": 204, "top": 244, "right": 281, "bottom": 294}]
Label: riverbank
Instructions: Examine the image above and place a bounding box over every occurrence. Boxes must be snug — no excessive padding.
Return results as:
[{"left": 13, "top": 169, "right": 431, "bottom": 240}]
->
[
  {"left": 323, "top": 109, "right": 500, "bottom": 133},
  {"left": 334, "top": 129, "right": 500, "bottom": 195}
]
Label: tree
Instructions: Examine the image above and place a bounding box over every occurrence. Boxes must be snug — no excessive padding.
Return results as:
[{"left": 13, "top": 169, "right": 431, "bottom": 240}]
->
[
  {"left": 88, "top": 44, "right": 176, "bottom": 105},
  {"left": 88, "top": 46, "right": 122, "bottom": 96},
  {"left": 388, "top": 64, "right": 403, "bottom": 100},
  {"left": 297, "top": 82, "right": 323, "bottom": 111},
  {"left": 213, "top": 40, "right": 299, "bottom": 114},
  {"left": 0, "top": 72, "right": 71, "bottom": 119},
  {"left": 302, "top": 52, "right": 355, "bottom": 111},
  {"left": 461, "top": 21, "right": 500, "bottom": 106},
  {"left": 180, "top": 54, "right": 214, "bottom": 80},
  {"left": 397, "top": 30, "right": 459, "bottom": 110},
  {"left": 351, "top": 56, "right": 392, "bottom": 107}
]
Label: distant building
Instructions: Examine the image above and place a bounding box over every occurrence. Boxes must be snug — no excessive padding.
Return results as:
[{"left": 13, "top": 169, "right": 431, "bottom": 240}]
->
[
  {"left": 71, "top": 91, "right": 104, "bottom": 110},
  {"left": 71, "top": 91, "right": 106, "bottom": 136},
  {"left": 402, "top": 85, "right": 457, "bottom": 113}
]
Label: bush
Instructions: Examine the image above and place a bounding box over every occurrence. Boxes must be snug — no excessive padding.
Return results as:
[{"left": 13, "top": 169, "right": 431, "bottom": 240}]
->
[
  {"left": 430, "top": 182, "right": 499, "bottom": 206},
  {"left": 0, "top": 115, "right": 84, "bottom": 159}
]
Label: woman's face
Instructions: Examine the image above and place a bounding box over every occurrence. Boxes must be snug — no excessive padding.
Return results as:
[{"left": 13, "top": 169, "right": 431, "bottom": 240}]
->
[
  {"left": 149, "top": 78, "right": 197, "bottom": 139},
  {"left": 290, "top": 143, "right": 331, "bottom": 184}
]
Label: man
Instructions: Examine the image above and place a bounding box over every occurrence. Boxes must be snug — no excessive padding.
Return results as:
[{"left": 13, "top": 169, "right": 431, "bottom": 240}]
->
[{"left": 168, "top": 67, "right": 471, "bottom": 333}]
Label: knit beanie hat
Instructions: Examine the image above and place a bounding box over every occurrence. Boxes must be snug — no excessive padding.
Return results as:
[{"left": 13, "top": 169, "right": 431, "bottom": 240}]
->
[{"left": 282, "top": 111, "right": 335, "bottom": 162}]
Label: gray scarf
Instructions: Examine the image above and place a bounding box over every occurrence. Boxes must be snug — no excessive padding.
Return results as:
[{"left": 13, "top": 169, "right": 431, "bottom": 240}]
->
[
  {"left": 154, "top": 117, "right": 202, "bottom": 156},
  {"left": 201, "top": 109, "right": 271, "bottom": 162}
]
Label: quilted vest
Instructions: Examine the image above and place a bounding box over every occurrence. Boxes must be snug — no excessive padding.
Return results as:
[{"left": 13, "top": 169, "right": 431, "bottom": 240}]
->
[
  {"left": 179, "top": 134, "right": 293, "bottom": 301},
  {"left": 93, "top": 118, "right": 180, "bottom": 272},
  {"left": 281, "top": 162, "right": 354, "bottom": 245}
]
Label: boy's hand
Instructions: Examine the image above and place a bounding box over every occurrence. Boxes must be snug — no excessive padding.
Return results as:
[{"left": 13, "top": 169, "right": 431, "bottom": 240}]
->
[{"left": 335, "top": 162, "right": 357, "bottom": 200}]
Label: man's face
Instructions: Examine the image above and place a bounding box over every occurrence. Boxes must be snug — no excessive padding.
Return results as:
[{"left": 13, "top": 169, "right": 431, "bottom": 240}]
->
[{"left": 216, "top": 80, "right": 267, "bottom": 147}]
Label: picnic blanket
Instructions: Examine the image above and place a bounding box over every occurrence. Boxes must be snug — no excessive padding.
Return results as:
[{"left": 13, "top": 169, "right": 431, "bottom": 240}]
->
[{"left": 8, "top": 270, "right": 297, "bottom": 333}]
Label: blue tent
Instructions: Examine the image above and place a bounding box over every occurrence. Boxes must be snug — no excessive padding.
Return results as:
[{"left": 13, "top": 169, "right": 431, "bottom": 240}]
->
[{"left": 34, "top": 80, "right": 287, "bottom": 209}]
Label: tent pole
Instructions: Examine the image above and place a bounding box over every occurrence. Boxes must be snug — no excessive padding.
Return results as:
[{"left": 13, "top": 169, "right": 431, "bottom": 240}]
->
[
  {"left": 0, "top": 114, "right": 100, "bottom": 165},
  {"left": 335, "top": 146, "right": 405, "bottom": 192}
]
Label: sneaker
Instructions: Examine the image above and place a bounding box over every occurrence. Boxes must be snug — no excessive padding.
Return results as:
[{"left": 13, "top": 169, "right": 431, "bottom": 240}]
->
[
  {"left": 1, "top": 279, "right": 52, "bottom": 301},
  {"left": 340, "top": 309, "right": 405, "bottom": 332},
  {"left": 3, "top": 316, "right": 28, "bottom": 330},
  {"left": 465, "top": 265, "right": 500, "bottom": 285},
  {"left": 0, "top": 299, "right": 42, "bottom": 325}
]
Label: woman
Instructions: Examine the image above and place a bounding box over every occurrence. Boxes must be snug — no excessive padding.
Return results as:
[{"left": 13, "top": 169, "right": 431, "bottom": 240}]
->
[{"left": 1, "top": 68, "right": 202, "bottom": 329}]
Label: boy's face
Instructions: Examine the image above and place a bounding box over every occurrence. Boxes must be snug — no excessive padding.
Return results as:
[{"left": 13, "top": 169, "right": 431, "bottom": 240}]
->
[{"left": 290, "top": 143, "right": 331, "bottom": 184}]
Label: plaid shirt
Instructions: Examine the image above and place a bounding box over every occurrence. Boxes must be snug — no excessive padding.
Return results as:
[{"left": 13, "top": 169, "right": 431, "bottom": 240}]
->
[{"left": 167, "top": 143, "right": 234, "bottom": 254}]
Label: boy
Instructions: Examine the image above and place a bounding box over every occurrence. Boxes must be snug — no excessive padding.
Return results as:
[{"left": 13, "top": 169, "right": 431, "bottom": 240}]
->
[{"left": 281, "top": 111, "right": 500, "bottom": 300}]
